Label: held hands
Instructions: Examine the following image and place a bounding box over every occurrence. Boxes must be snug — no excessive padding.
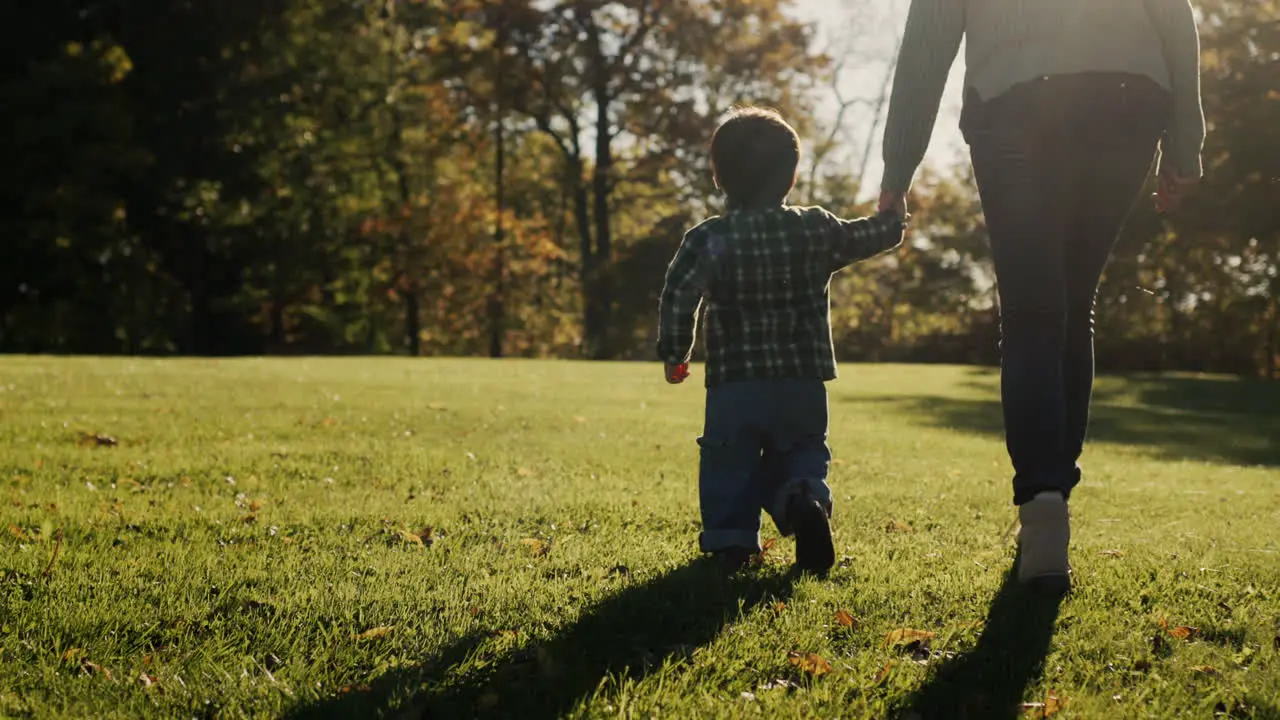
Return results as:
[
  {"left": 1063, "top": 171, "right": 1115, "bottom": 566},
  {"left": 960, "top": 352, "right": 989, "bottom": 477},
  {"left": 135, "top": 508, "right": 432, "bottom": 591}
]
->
[
  {"left": 1154, "top": 168, "right": 1198, "bottom": 215},
  {"left": 664, "top": 362, "right": 690, "bottom": 384},
  {"left": 877, "top": 190, "right": 908, "bottom": 220}
]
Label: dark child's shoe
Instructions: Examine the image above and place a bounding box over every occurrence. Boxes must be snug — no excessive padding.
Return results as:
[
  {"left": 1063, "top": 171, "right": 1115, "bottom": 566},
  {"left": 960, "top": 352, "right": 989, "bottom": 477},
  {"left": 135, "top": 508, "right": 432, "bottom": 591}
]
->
[
  {"left": 711, "top": 546, "right": 754, "bottom": 575},
  {"left": 789, "top": 495, "right": 835, "bottom": 575}
]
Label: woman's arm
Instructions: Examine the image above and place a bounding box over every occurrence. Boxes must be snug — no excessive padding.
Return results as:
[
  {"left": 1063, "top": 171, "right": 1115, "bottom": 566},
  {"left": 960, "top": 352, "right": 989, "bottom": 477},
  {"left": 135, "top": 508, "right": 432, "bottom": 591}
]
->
[
  {"left": 1144, "top": 0, "right": 1206, "bottom": 178},
  {"left": 881, "top": 0, "right": 965, "bottom": 194}
]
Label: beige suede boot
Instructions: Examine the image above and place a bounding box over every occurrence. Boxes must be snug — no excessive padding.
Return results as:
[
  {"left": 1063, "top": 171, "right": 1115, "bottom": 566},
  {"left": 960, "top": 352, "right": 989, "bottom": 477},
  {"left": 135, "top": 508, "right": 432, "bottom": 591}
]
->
[{"left": 1017, "top": 491, "right": 1071, "bottom": 594}]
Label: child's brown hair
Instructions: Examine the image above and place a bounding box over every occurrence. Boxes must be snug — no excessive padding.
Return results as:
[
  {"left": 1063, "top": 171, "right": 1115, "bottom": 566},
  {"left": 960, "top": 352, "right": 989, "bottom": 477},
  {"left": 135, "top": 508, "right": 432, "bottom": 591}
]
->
[{"left": 710, "top": 107, "right": 800, "bottom": 208}]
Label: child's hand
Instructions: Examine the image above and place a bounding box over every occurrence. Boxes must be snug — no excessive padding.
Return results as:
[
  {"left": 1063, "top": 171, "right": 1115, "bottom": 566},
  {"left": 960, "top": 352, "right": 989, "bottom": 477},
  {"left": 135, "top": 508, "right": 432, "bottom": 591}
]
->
[{"left": 664, "top": 362, "right": 690, "bottom": 384}]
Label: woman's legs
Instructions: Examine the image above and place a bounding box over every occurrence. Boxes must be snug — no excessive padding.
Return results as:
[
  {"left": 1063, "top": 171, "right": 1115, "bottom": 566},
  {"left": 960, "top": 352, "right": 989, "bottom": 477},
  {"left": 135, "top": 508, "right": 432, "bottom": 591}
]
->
[
  {"left": 964, "top": 73, "right": 1169, "bottom": 588},
  {"left": 965, "top": 73, "right": 1170, "bottom": 506}
]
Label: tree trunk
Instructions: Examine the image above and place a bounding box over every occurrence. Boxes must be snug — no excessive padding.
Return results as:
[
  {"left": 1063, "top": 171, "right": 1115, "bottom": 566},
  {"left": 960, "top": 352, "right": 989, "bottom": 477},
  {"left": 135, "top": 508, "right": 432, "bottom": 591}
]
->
[
  {"left": 587, "top": 80, "right": 614, "bottom": 360},
  {"left": 489, "top": 29, "right": 506, "bottom": 359},
  {"left": 405, "top": 280, "right": 420, "bottom": 356},
  {"left": 568, "top": 156, "right": 597, "bottom": 357}
]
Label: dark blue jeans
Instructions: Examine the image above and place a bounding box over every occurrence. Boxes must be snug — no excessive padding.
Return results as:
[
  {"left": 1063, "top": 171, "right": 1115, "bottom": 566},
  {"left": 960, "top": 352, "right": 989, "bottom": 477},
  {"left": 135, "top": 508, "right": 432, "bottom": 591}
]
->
[
  {"left": 697, "top": 378, "right": 831, "bottom": 552},
  {"left": 962, "top": 72, "right": 1171, "bottom": 505}
]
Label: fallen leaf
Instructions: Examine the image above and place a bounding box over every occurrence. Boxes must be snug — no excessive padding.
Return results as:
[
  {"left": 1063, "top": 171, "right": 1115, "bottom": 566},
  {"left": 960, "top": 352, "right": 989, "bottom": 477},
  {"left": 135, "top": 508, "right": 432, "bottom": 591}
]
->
[
  {"left": 885, "top": 520, "right": 913, "bottom": 533},
  {"left": 1167, "top": 625, "right": 1199, "bottom": 641},
  {"left": 354, "top": 625, "right": 395, "bottom": 641},
  {"left": 884, "top": 629, "right": 936, "bottom": 647},
  {"left": 78, "top": 432, "right": 118, "bottom": 447},
  {"left": 760, "top": 537, "right": 778, "bottom": 553},
  {"left": 139, "top": 673, "right": 159, "bottom": 688},
  {"left": 397, "top": 529, "right": 424, "bottom": 546},
  {"left": 1100, "top": 549, "right": 1126, "bottom": 557},
  {"left": 8, "top": 525, "right": 28, "bottom": 541},
  {"left": 1192, "top": 665, "right": 1219, "bottom": 675},
  {"left": 1018, "top": 691, "right": 1059, "bottom": 712},
  {"left": 417, "top": 527, "right": 435, "bottom": 547},
  {"left": 338, "top": 683, "right": 371, "bottom": 694},
  {"left": 772, "top": 601, "right": 787, "bottom": 613},
  {"left": 835, "top": 609, "right": 858, "bottom": 629},
  {"left": 787, "top": 651, "right": 832, "bottom": 676},
  {"left": 249, "top": 499, "right": 263, "bottom": 512},
  {"left": 469, "top": 606, "right": 482, "bottom": 617},
  {"left": 81, "top": 660, "right": 112, "bottom": 678},
  {"left": 521, "top": 538, "right": 551, "bottom": 557},
  {"left": 872, "top": 661, "right": 895, "bottom": 686},
  {"left": 1020, "top": 692, "right": 1065, "bottom": 718},
  {"left": 242, "top": 514, "right": 258, "bottom": 525}
]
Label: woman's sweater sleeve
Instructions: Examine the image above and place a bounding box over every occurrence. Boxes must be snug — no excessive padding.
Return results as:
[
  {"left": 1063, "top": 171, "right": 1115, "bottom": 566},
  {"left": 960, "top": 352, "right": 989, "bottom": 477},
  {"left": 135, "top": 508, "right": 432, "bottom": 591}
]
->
[
  {"left": 1144, "top": 0, "right": 1206, "bottom": 177},
  {"left": 881, "top": 0, "right": 965, "bottom": 193}
]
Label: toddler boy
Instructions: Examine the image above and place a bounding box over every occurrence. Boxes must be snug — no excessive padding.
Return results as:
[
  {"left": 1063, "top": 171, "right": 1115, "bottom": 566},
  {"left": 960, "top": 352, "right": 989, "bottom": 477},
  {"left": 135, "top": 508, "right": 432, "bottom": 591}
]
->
[{"left": 658, "top": 107, "right": 905, "bottom": 574}]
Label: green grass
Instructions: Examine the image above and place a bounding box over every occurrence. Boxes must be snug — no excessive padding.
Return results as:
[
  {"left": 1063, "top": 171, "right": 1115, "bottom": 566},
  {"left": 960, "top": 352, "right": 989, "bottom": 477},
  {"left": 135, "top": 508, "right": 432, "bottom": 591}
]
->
[{"left": 2, "top": 358, "right": 1279, "bottom": 719}]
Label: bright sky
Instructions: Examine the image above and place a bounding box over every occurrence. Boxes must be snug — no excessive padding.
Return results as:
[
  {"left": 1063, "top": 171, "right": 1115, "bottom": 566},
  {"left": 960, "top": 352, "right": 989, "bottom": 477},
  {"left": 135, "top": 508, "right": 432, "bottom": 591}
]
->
[{"left": 792, "top": 0, "right": 968, "bottom": 196}]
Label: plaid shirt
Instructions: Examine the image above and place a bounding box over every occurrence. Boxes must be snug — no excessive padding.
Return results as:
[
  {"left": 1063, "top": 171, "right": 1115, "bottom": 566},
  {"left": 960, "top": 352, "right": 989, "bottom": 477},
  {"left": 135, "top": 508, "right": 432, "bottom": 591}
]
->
[{"left": 657, "top": 205, "right": 904, "bottom": 386}]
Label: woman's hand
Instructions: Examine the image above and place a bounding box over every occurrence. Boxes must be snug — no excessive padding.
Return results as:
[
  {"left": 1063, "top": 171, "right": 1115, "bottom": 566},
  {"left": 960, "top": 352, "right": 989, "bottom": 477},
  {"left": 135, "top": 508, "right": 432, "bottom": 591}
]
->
[{"left": 1154, "top": 168, "right": 1198, "bottom": 214}]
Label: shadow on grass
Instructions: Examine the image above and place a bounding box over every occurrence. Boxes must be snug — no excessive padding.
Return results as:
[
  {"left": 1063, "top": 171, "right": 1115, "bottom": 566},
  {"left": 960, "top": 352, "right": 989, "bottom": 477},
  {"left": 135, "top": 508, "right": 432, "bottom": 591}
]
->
[
  {"left": 286, "top": 557, "right": 796, "bottom": 720},
  {"left": 897, "top": 564, "right": 1064, "bottom": 720},
  {"left": 847, "top": 370, "right": 1280, "bottom": 467}
]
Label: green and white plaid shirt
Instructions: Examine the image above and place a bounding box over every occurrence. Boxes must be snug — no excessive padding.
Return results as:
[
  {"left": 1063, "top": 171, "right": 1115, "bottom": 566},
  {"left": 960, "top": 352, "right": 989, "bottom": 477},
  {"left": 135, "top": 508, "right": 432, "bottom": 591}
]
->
[{"left": 657, "top": 205, "right": 904, "bottom": 386}]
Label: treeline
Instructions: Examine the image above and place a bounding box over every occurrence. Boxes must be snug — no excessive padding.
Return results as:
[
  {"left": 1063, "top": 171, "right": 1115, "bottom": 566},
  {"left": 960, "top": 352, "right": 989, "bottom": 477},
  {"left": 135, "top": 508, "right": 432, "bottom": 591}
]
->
[{"left": 1, "top": 0, "right": 1276, "bottom": 376}]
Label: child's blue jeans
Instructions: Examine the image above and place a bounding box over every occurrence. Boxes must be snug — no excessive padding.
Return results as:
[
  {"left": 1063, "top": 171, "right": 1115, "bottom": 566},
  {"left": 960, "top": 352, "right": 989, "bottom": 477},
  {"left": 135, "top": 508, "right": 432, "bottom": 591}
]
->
[{"left": 697, "top": 378, "right": 832, "bottom": 553}]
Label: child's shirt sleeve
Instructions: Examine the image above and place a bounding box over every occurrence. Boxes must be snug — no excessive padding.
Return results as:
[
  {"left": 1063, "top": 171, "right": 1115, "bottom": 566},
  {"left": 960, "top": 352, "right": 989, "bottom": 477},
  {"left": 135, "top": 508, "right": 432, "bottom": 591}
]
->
[
  {"left": 824, "top": 210, "right": 905, "bottom": 272},
  {"left": 656, "top": 229, "right": 712, "bottom": 364}
]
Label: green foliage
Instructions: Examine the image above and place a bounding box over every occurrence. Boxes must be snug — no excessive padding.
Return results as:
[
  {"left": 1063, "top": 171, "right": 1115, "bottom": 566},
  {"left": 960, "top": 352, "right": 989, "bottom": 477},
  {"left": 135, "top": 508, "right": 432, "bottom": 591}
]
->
[
  {"left": 2, "top": 358, "right": 1279, "bottom": 717},
  {"left": 0, "top": 1, "right": 1275, "bottom": 375}
]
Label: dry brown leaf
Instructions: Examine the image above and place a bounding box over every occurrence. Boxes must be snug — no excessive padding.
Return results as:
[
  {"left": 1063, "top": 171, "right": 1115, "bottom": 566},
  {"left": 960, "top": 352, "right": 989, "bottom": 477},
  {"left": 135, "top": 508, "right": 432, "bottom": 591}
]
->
[
  {"left": 354, "top": 625, "right": 395, "bottom": 641},
  {"left": 834, "top": 609, "right": 858, "bottom": 629},
  {"left": 249, "top": 499, "right": 264, "bottom": 512},
  {"left": 521, "top": 538, "right": 551, "bottom": 557},
  {"left": 772, "top": 601, "right": 787, "bottom": 614},
  {"left": 884, "top": 629, "right": 936, "bottom": 647},
  {"left": 78, "top": 432, "right": 118, "bottom": 447},
  {"left": 872, "top": 661, "right": 895, "bottom": 686},
  {"left": 81, "top": 660, "right": 112, "bottom": 678},
  {"left": 787, "top": 651, "right": 832, "bottom": 676},
  {"left": 8, "top": 525, "right": 28, "bottom": 541},
  {"left": 242, "top": 514, "right": 258, "bottom": 525},
  {"left": 397, "top": 529, "right": 424, "bottom": 546},
  {"left": 139, "top": 673, "right": 159, "bottom": 688},
  {"left": 1192, "top": 665, "right": 1219, "bottom": 675},
  {"left": 885, "top": 520, "right": 913, "bottom": 533},
  {"left": 1099, "top": 549, "right": 1126, "bottom": 557},
  {"left": 1168, "top": 625, "right": 1199, "bottom": 640},
  {"left": 1020, "top": 693, "right": 1065, "bottom": 718},
  {"left": 338, "top": 683, "right": 371, "bottom": 695}
]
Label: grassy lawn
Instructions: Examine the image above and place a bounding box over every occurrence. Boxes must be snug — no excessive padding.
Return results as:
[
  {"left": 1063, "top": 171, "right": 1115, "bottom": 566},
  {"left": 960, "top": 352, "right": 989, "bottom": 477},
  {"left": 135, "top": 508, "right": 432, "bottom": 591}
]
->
[{"left": 2, "top": 358, "right": 1279, "bottom": 719}]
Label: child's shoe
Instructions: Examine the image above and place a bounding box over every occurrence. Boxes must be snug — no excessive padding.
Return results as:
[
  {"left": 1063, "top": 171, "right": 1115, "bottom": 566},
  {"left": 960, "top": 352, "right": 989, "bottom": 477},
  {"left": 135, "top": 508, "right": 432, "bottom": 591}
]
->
[
  {"left": 789, "top": 495, "right": 835, "bottom": 575},
  {"left": 711, "top": 546, "right": 754, "bottom": 575},
  {"left": 1017, "top": 491, "right": 1071, "bottom": 595}
]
